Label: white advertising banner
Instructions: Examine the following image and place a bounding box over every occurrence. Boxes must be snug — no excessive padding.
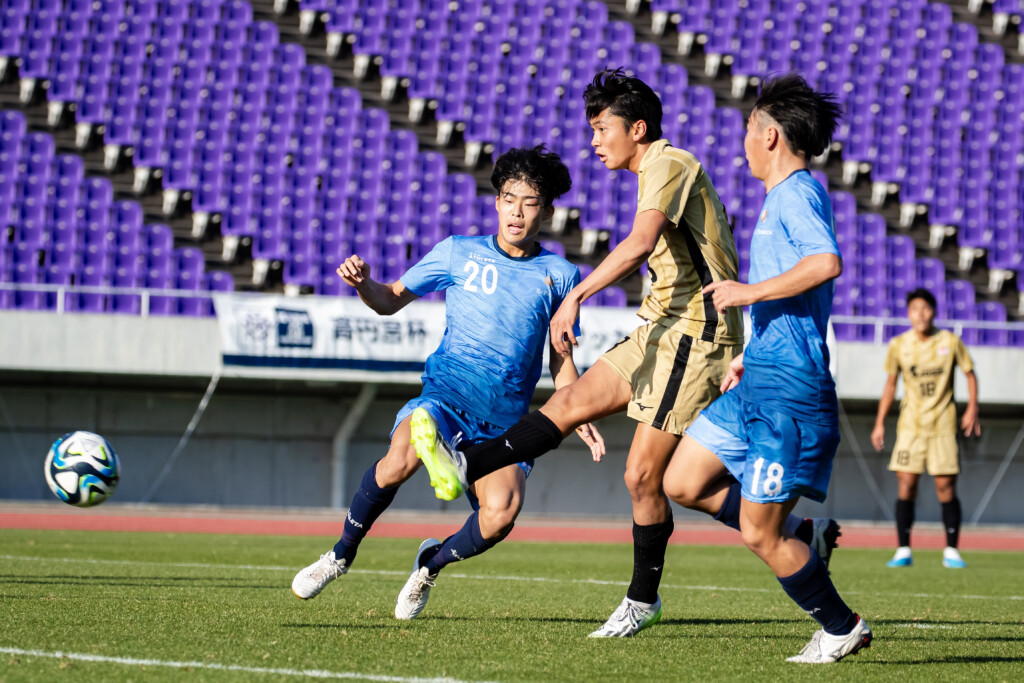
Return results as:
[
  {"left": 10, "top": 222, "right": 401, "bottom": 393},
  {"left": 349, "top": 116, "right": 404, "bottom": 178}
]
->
[{"left": 212, "top": 293, "right": 644, "bottom": 377}]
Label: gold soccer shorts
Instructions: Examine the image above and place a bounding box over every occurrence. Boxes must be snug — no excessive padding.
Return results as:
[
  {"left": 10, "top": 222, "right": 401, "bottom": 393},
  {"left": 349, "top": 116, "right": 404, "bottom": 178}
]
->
[
  {"left": 888, "top": 432, "right": 960, "bottom": 476},
  {"left": 599, "top": 321, "right": 740, "bottom": 435}
]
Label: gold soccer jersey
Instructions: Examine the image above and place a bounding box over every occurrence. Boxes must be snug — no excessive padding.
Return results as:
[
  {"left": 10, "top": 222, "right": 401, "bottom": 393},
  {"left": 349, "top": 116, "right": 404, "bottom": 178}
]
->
[
  {"left": 633, "top": 140, "right": 743, "bottom": 345},
  {"left": 885, "top": 329, "right": 974, "bottom": 436}
]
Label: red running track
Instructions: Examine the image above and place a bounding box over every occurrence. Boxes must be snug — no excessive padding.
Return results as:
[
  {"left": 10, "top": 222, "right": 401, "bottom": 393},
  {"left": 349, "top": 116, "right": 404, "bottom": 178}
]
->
[{"left": 2, "top": 505, "right": 1023, "bottom": 551}]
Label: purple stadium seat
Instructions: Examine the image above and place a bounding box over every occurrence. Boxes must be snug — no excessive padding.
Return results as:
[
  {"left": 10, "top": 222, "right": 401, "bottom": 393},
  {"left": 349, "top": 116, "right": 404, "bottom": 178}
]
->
[
  {"left": 11, "top": 262, "right": 42, "bottom": 310},
  {"left": 601, "top": 286, "right": 628, "bottom": 308},
  {"left": 145, "top": 266, "right": 175, "bottom": 316},
  {"left": 110, "top": 263, "right": 142, "bottom": 315},
  {"left": 916, "top": 258, "right": 947, "bottom": 313},
  {"left": 42, "top": 263, "right": 73, "bottom": 311},
  {"left": 76, "top": 264, "right": 107, "bottom": 313},
  {"left": 976, "top": 301, "right": 1009, "bottom": 346}
]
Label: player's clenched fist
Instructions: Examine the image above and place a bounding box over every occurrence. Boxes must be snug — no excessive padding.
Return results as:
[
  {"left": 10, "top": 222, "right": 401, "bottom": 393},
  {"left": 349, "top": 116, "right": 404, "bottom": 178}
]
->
[{"left": 337, "top": 255, "right": 370, "bottom": 288}]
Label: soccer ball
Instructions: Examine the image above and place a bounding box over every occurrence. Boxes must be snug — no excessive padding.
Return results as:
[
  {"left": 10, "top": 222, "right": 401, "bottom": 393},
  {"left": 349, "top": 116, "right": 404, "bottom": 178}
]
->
[{"left": 44, "top": 431, "right": 120, "bottom": 507}]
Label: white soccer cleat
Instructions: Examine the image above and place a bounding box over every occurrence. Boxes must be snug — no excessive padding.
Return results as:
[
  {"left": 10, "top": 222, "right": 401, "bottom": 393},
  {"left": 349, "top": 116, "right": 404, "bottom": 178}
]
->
[
  {"left": 588, "top": 595, "right": 663, "bottom": 637},
  {"left": 786, "top": 615, "right": 872, "bottom": 663},
  {"left": 410, "top": 407, "right": 468, "bottom": 501},
  {"left": 808, "top": 518, "right": 842, "bottom": 568},
  {"left": 395, "top": 538, "right": 442, "bottom": 620},
  {"left": 942, "top": 547, "right": 967, "bottom": 569},
  {"left": 291, "top": 550, "right": 347, "bottom": 599},
  {"left": 887, "top": 546, "right": 913, "bottom": 568}
]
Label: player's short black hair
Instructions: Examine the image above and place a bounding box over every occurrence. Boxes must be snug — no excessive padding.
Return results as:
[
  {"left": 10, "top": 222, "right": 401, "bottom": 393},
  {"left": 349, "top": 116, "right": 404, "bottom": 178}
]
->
[
  {"left": 490, "top": 145, "right": 572, "bottom": 207},
  {"left": 583, "top": 68, "right": 663, "bottom": 143},
  {"left": 906, "top": 288, "right": 937, "bottom": 310},
  {"left": 752, "top": 73, "right": 842, "bottom": 158}
]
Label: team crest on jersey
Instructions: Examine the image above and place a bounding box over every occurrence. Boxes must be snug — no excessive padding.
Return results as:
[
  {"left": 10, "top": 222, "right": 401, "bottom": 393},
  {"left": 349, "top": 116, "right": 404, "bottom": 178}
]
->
[
  {"left": 544, "top": 276, "right": 553, "bottom": 288},
  {"left": 938, "top": 346, "right": 949, "bottom": 356},
  {"left": 760, "top": 209, "right": 767, "bottom": 222}
]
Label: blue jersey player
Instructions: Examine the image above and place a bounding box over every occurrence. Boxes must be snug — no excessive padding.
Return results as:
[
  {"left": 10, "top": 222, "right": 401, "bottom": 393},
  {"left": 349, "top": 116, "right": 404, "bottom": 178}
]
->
[
  {"left": 291, "top": 146, "right": 604, "bottom": 620},
  {"left": 663, "top": 75, "right": 873, "bottom": 663}
]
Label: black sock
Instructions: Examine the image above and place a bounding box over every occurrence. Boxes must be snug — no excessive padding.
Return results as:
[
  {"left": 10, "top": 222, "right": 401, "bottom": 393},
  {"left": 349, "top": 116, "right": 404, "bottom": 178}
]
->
[
  {"left": 895, "top": 499, "right": 915, "bottom": 548},
  {"left": 464, "top": 410, "right": 563, "bottom": 483},
  {"left": 626, "top": 513, "right": 674, "bottom": 604},
  {"left": 941, "top": 498, "right": 961, "bottom": 548}
]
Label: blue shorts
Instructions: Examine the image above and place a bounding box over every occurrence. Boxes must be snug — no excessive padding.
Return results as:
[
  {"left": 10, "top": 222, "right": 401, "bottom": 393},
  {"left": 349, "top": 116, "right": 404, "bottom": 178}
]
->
[
  {"left": 686, "top": 389, "right": 839, "bottom": 503},
  {"left": 393, "top": 397, "right": 533, "bottom": 509}
]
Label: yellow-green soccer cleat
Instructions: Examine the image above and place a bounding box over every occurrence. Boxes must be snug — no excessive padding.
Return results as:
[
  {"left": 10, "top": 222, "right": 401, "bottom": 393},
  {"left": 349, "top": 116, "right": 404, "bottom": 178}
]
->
[{"left": 410, "top": 407, "right": 468, "bottom": 501}]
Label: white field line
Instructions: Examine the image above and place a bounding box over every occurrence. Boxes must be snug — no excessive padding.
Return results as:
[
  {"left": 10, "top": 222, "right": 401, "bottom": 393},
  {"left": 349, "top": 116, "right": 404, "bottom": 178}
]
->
[
  {"left": 1, "top": 554, "right": 1021, "bottom": 602},
  {"left": 0, "top": 647, "right": 496, "bottom": 683}
]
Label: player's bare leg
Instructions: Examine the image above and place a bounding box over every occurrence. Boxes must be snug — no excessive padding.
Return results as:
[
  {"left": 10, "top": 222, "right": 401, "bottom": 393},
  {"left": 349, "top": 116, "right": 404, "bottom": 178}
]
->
[
  {"left": 473, "top": 464, "right": 527, "bottom": 541},
  {"left": 375, "top": 416, "right": 425, "bottom": 487},
  {"left": 664, "top": 435, "right": 732, "bottom": 514},
  {"left": 739, "top": 497, "right": 807, "bottom": 576},
  {"left": 539, "top": 359, "right": 632, "bottom": 434}
]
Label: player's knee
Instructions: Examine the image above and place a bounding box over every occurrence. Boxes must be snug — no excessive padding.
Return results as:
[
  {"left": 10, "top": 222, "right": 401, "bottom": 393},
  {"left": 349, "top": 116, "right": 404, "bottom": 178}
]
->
[
  {"left": 623, "top": 465, "right": 660, "bottom": 499},
  {"left": 375, "top": 446, "right": 420, "bottom": 487},
  {"left": 478, "top": 501, "right": 520, "bottom": 539},
  {"left": 663, "top": 476, "right": 696, "bottom": 508},
  {"left": 739, "top": 524, "right": 771, "bottom": 556}
]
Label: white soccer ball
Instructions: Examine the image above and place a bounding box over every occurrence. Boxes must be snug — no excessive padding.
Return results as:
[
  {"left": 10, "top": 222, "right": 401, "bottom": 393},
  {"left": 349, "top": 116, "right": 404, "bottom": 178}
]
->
[{"left": 44, "top": 431, "right": 120, "bottom": 507}]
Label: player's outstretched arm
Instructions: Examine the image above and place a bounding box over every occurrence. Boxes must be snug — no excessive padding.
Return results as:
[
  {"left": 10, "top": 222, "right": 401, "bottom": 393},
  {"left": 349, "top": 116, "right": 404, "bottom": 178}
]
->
[
  {"left": 961, "top": 370, "right": 981, "bottom": 437},
  {"left": 550, "top": 210, "right": 668, "bottom": 355},
  {"left": 702, "top": 253, "right": 842, "bottom": 313},
  {"left": 336, "top": 255, "right": 419, "bottom": 315},
  {"left": 872, "top": 373, "right": 898, "bottom": 451},
  {"left": 548, "top": 343, "right": 606, "bottom": 462}
]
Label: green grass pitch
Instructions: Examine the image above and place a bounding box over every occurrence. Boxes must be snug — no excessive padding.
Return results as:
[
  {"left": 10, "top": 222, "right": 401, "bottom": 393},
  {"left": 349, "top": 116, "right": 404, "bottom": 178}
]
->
[{"left": 1, "top": 529, "right": 1022, "bottom": 682}]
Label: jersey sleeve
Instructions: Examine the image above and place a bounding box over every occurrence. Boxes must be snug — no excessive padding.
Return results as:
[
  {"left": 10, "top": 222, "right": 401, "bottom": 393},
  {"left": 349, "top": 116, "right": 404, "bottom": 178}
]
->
[
  {"left": 883, "top": 337, "right": 900, "bottom": 376},
  {"left": 953, "top": 335, "right": 974, "bottom": 374},
  {"left": 780, "top": 185, "right": 841, "bottom": 259},
  {"left": 636, "top": 157, "right": 694, "bottom": 227},
  {"left": 400, "top": 237, "right": 454, "bottom": 296}
]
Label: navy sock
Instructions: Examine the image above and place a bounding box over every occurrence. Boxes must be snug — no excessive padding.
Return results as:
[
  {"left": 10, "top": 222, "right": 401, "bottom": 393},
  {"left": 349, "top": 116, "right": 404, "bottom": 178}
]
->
[
  {"left": 464, "top": 411, "right": 563, "bottom": 484},
  {"left": 777, "top": 548, "right": 858, "bottom": 635},
  {"left": 713, "top": 480, "right": 742, "bottom": 531},
  {"left": 333, "top": 461, "right": 397, "bottom": 566},
  {"left": 941, "top": 498, "right": 961, "bottom": 548},
  {"left": 713, "top": 481, "right": 804, "bottom": 541},
  {"left": 626, "top": 513, "right": 674, "bottom": 604},
  {"left": 895, "top": 498, "right": 915, "bottom": 547},
  {"left": 423, "top": 511, "right": 501, "bottom": 574}
]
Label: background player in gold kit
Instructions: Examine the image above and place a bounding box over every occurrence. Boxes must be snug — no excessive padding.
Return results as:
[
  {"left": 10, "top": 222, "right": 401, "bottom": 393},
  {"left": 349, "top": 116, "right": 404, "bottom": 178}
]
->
[{"left": 871, "top": 288, "right": 980, "bottom": 568}]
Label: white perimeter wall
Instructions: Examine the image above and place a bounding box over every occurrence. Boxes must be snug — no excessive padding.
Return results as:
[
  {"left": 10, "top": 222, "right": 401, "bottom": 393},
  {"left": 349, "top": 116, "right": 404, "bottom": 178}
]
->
[{"left": 1, "top": 310, "right": 1022, "bottom": 524}]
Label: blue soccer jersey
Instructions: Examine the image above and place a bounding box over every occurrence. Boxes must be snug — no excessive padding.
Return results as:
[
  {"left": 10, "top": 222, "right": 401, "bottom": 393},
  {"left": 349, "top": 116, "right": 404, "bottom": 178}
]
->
[
  {"left": 400, "top": 235, "right": 581, "bottom": 429},
  {"left": 735, "top": 170, "right": 841, "bottom": 425}
]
